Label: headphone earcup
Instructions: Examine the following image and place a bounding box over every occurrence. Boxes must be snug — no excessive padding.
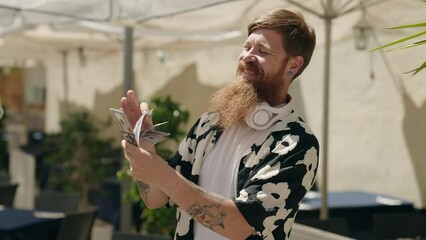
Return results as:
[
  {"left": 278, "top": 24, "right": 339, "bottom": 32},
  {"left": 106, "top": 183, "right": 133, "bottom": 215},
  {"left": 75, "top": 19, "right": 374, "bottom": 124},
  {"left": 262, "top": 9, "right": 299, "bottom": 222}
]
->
[
  {"left": 246, "top": 105, "right": 273, "bottom": 130},
  {"left": 245, "top": 98, "right": 293, "bottom": 130}
]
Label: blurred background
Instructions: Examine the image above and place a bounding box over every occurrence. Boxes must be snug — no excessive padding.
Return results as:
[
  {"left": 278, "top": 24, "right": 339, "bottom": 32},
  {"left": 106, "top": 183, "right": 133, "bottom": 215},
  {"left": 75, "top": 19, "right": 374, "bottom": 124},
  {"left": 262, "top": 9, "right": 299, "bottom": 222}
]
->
[{"left": 0, "top": 0, "right": 425, "bottom": 239}]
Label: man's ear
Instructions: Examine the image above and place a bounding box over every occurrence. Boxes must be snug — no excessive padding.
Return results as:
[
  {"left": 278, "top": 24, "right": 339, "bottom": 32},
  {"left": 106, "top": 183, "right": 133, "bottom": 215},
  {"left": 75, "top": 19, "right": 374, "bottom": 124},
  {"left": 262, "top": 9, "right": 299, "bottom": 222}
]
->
[{"left": 289, "top": 56, "right": 304, "bottom": 74}]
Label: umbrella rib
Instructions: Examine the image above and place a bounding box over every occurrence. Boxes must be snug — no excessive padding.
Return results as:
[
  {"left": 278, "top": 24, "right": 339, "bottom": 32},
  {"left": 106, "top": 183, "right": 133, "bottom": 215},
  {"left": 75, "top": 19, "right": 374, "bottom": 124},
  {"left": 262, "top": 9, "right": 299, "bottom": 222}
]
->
[
  {"left": 241, "top": 0, "right": 264, "bottom": 19},
  {"left": 338, "top": 0, "right": 388, "bottom": 16},
  {"left": 135, "top": 0, "right": 242, "bottom": 24},
  {"left": 285, "top": 0, "right": 323, "bottom": 18},
  {"left": 336, "top": 0, "right": 354, "bottom": 13},
  {"left": 0, "top": 4, "right": 111, "bottom": 22}
]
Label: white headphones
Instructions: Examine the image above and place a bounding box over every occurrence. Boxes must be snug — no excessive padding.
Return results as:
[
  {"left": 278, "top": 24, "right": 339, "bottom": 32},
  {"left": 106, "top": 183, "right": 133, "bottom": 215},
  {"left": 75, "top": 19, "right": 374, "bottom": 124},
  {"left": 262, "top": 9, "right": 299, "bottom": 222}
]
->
[{"left": 245, "top": 98, "right": 293, "bottom": 130}]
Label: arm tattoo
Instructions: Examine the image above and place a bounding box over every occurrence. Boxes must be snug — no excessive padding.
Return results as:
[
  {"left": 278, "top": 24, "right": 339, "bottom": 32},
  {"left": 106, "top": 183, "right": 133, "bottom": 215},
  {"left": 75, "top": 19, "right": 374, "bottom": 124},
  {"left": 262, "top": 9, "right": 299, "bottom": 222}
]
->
[
  {"left": 136, "top": 180, "right": 150, "bottom": 202},
  {"left": 187, "top": 201, "right": 226, "bottom": 230}
]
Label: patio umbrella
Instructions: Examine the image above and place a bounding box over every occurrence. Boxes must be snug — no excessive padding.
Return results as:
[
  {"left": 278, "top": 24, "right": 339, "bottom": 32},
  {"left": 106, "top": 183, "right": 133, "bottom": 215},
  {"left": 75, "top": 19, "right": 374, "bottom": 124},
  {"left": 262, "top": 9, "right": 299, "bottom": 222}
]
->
[{"left": 285, "top": 0, "right": 384, "bottom": 220}]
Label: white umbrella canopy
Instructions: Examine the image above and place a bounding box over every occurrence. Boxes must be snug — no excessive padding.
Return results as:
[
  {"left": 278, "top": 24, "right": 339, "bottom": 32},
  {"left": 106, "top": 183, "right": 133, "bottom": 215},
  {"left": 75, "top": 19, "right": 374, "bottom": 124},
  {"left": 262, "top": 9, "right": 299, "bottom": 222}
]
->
[
  {"left": 0, "top": 0, "right": 399, "bottom": 49},
  {"left": 1, "top": 0, "right": 421, "bottom": 55},
  {"left": 0, "top": 0, "right": 424, "bottom": 220},
  {"left": 0, "top": 0, "right": 238, "bottom": 34}
]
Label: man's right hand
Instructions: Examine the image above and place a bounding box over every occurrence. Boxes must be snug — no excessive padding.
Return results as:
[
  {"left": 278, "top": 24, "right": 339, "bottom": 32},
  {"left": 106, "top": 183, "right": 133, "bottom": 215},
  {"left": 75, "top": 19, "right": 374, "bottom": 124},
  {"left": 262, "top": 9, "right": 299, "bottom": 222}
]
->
[{"left": 120, "top": 90, "right": 153, "bottom": 129}]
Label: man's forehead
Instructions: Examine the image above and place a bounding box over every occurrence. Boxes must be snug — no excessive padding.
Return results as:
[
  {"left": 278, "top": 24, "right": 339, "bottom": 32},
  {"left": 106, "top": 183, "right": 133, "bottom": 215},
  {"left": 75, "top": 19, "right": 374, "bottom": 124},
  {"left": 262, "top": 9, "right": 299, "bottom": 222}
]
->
[{"left": 245, "top": 29, "right": 284, "bottom": 50}]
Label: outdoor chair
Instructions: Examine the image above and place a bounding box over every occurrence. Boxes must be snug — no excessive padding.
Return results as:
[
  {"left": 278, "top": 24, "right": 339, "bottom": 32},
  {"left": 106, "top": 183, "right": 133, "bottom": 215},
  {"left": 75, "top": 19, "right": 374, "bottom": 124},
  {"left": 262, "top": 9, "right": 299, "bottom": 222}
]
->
[
  {"left": 372, "top": 212, "right": 426, "bottom": 239},
  {"left": 112, "top": 232, "right": 171, "bottom": 240},
  {"left": 56, "top": 207, "right": 98, "bottom": 240},
  {"left": 0, "top": 182, "right": 19, "bottom": 207},
  {"left": 35, "top": 190, "right": 79, "bottom": 213},
  {"left": 296, "top": 217, "right": 350, "bottom": 237},
  {"left": 0, "top": 172, "right": 9, "bottom": 183}
]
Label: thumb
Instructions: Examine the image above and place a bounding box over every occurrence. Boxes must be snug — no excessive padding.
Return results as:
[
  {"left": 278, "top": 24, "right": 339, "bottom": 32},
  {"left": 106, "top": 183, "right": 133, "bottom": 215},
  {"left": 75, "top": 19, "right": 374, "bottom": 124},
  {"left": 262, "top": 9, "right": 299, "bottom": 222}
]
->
[{"left": 140, "top": 102, "right": 153, "bottom": 127}]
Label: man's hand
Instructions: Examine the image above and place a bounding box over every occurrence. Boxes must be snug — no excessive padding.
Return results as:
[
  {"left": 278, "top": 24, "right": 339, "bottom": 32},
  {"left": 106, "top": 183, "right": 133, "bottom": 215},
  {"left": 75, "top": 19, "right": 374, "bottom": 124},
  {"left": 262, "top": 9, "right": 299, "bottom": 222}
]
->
[
  {"left": 120, "top": 90, "right": 153, "bottom": 129},
  {"left": 121, "top": 138, "right": 169, "bottom": 209},
  {"left": 122, "top": 139, "right": 167, "bottom": 185}
]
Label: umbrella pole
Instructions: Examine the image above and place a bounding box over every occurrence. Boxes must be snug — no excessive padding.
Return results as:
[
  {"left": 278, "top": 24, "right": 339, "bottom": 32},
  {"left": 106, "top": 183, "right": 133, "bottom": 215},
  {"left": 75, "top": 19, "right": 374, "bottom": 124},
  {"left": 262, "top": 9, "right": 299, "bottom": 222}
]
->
[
  {"left": 62, "top": 50, "right": 69, "bottom": 115},
  {"left": 123, "top": 26, "right": 133, "bottom": 95},
  {"left": 320, "top": 12, "right": 332, "bottom": 221},
  {"left": 120, "top": 26, "right": 134, "bottom": 232}
]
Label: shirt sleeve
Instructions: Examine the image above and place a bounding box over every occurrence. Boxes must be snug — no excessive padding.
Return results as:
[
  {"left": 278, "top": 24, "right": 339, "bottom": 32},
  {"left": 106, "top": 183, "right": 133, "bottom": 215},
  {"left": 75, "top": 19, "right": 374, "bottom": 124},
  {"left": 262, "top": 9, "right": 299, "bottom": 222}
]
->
[{"left": 232, "top": 131, "right": 319, "bottom": 239}]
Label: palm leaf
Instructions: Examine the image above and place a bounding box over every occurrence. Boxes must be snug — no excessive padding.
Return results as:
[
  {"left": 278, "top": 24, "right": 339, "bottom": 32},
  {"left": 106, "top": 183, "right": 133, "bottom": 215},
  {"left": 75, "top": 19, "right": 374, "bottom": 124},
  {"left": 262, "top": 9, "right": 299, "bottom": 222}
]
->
[
  {"left": 369, "top": 30, "right": 426, "bottom": 52},
  {"left": 388, "top": 22, "right": 426, "bottom": 29},
  {"left": 387, "top": 40, "right": 426, "bottom": 51},
  {"left": 404, "top": 61, "right": 426, "bottom": 76}
]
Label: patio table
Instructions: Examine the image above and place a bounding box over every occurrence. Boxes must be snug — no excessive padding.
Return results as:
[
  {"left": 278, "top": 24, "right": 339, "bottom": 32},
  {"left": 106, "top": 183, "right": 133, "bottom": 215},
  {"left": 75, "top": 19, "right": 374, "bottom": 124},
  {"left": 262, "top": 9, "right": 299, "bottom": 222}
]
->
[
  {"left": 297, "top": 190, "right": 416, "bottom": 239},
  {"left": 0, "top": 205, "right": 64, "bottom": 240}
]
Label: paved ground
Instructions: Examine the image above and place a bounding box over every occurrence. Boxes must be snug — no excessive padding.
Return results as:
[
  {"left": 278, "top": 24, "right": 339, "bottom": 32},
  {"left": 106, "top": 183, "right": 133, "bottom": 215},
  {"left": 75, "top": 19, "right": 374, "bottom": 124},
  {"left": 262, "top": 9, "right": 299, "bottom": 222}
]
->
[{"left": 92, "top": 219, "right": 114, "bottom": 240}]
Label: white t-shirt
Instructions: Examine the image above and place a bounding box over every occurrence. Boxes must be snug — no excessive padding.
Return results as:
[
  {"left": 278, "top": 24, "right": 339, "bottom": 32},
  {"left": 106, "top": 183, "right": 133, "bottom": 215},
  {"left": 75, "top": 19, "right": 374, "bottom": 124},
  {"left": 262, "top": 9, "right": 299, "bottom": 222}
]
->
[{"left": 194, "top": 124, "right": 270, "bottom": 240}]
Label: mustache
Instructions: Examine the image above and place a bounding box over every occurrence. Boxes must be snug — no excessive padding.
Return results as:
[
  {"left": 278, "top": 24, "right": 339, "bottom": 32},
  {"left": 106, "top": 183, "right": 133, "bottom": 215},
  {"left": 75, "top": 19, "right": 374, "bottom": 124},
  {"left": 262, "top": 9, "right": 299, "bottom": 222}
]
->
[{"left": 237, "top": 60, "right": 264, "bottom": 76}]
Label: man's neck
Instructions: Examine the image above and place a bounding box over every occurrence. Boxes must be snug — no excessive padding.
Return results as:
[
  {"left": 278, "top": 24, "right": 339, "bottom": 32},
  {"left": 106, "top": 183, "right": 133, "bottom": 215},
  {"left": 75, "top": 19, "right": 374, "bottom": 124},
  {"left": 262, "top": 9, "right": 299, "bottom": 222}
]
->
[{"left": 269, "top": 92, "right": 289, "bottom": 106}]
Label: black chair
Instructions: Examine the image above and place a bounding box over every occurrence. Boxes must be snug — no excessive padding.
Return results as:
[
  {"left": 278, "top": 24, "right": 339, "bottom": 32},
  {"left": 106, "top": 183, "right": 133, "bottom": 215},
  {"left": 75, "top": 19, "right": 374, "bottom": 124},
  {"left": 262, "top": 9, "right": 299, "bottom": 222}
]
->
[
  {"left": 112, "top": 232, "right": 171, "bottom": 240},
  {"left": 0, "top": 171, "right": 10, "bottom": 183},
  {"left": 56, "top": 207, "right": 98, "bottom": 240},
  {"left": 111, "top": 232, "right": 143, "bottom": 240},
  {"left": 0, "top": 182, "right": 18, "bottom": 207},
  {"left": 372, "top": 212, "right": 426, "bottom": 239},
  {"left": 35, "top": 190, "right": 79, "bottom": 213},
  {"left": 296, "top": 217, "right": 350, "bottom": 237}
]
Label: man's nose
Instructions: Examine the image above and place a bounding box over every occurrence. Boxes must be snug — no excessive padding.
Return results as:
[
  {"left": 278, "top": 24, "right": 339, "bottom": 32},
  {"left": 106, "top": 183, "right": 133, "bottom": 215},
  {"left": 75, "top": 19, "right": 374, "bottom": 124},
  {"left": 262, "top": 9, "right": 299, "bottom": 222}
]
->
[{"left": 241, "top": 51, "right": 257, "bottom": 63}]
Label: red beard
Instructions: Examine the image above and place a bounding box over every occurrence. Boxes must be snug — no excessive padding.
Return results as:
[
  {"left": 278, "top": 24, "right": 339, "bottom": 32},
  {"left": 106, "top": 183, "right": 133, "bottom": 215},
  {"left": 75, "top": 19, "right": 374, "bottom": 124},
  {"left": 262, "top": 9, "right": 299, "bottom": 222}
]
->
[
  {"left": 208, "top": 60, "right": 287, "bottom": 129},
  {"left": 237, "top": 60, "right": 286, "bottom": 105},
  {"left": 208, "top": 75, "right": 260, "bottom": 129}
]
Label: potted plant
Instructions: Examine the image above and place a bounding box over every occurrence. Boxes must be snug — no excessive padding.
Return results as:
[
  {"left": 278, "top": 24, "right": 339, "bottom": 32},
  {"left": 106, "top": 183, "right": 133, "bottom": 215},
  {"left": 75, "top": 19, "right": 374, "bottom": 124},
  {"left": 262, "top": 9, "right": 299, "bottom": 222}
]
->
[
  {"left": 43, "top": 111, "right": 121, "bottom": 207},
  {"left": 117, "top": 95, "right": 189, "bottom": 237}
]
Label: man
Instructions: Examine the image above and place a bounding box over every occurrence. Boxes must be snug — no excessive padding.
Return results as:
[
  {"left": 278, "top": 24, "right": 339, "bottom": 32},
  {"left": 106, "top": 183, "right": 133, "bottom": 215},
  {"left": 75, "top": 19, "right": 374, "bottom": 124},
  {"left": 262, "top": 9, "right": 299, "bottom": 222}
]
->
[{"left": 121, "top": 8, "right": 319, "bottom": 240}]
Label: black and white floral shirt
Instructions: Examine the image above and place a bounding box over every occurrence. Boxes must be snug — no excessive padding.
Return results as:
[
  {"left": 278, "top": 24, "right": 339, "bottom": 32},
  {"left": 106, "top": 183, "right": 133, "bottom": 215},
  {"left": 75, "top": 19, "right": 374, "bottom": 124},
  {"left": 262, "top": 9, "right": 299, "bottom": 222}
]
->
[{"left": 168, "top": 108, "right": 319, "bottom": 240}]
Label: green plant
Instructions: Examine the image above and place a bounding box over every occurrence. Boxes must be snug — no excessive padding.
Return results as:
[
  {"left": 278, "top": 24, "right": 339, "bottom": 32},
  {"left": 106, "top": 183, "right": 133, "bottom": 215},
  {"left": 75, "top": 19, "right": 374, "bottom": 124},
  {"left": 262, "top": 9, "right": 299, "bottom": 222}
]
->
[
  {"left": 43, "top": 111, "right": 120, "bottom": 207},
  {"left": 117, "top": 95, "right": 189, "bottom": 236},
  {"left": 370, "top": 1, "right": 425, "bottom": 75}
]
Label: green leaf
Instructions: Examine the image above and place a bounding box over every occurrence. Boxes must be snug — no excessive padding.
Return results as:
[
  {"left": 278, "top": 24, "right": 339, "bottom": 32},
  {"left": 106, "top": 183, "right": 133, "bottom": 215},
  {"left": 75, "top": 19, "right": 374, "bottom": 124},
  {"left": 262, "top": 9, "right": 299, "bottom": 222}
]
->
[
  {"left": 404, "top": 61, "right": 426, "bottom": 76},
  {"left": 388, "top": 22, "right": 426, "bottom": 29},
  {"left": 369, "top": 30, "right": 426, "bottom": 52},
  {"left": 387, "top": 40, "right": 426, "bottom": 51}
]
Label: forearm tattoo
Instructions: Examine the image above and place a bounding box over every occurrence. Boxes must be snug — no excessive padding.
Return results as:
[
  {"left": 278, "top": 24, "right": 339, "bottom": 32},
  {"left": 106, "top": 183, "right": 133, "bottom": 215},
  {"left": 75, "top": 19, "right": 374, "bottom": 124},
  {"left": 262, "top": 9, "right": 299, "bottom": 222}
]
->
[
  {"left": 136, "top": 180, "right": 150, "bottom": 202},
  {"left": 187, "top": 201, "right": 226, "bottom": 230}
]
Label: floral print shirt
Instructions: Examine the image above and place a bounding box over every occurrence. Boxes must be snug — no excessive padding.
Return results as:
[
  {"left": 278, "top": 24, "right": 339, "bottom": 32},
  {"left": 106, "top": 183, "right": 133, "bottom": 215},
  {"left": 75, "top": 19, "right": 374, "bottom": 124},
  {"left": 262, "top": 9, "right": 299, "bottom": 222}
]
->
[{"left": 168, "top": 109, "right": 319, "bottom": 240}]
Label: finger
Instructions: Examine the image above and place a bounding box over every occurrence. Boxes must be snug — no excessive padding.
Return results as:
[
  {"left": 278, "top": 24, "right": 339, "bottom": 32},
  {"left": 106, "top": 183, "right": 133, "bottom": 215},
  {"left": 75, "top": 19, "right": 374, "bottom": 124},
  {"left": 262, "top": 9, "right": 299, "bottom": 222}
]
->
[
  {"left": 140, "top": 102, "right": 153, "bottom": 127},
  {"left": 121, "top": 94, "right": 135, "bottom": 116},
  {"left": 121, "top": 91, "right": 138, "bottom": 112},
  {"left": 120, "top": 97, "right": 130, "bottom": 111},
  {"left": 140, "top": 102, "right": 150, "bottom": 113},
  {"left": 121, "top": 139, "right": 130, "bottom": 156},
  {"left": 121, "top": 139, "right": 127, "bottom": 148},
  {"left": 127, "top": 90, "right": 141, "bottom": 111},
  {"left": 121, "top": 139, "right": 134, "bottom": 158},
  {"left": 121, "top": 90, "right": 143, "bottom": 127}
]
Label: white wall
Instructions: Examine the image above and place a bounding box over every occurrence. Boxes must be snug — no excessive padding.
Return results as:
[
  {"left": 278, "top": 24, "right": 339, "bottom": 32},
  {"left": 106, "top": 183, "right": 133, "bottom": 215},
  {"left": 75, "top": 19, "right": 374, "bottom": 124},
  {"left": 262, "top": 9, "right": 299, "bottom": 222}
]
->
[{"left": 300, "top": 38, "right": 426, "bottom": 208}]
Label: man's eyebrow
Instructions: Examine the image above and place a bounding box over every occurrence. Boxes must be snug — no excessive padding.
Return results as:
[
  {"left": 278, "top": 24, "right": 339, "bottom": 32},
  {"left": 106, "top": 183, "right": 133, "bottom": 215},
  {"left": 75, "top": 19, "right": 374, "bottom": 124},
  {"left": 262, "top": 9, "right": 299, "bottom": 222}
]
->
[
  {"left": 245, "top": 40, "right": 271, "bottom": 49},
  {"left": 257, "top": 42, "right": 272, "bottom": 51}
]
